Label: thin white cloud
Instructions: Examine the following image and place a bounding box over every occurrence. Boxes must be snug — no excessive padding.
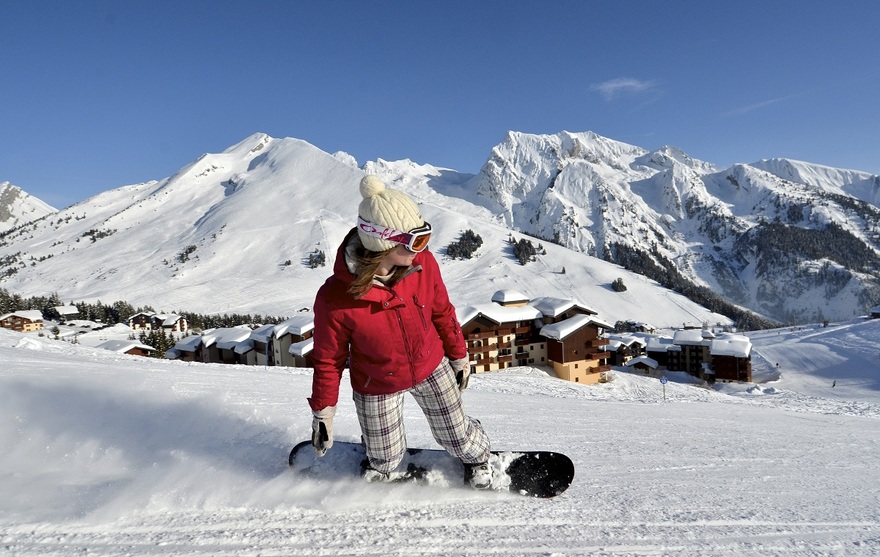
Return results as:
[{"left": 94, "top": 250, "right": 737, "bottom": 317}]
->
[
  {"left": 590, "top": 77, "right": 658, "bottom": 100},
  {"left": 722, "top": 95, "right": 796, "bottom": 117}
]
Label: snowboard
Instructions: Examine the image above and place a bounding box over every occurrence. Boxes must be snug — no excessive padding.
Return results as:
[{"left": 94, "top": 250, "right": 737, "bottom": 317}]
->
[{"left": 288, "top": 440, "right": 574, "bottom": 498}]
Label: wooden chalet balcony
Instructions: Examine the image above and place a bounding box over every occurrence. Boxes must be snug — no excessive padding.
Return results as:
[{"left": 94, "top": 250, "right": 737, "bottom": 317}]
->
[
  {"left": 591, "top": 364, "right": 612, "bottom": 373},
  {"left": 497, "top": 355, "right": 514, "bottom": 363},
  {"left": 467, "top": 344, "right": 494, "bottom": 355},
  {"left": 466, "top": 331, "right": 495, "bottom": 340},
  {"left": 586, "top": 338, "right": 610, "bottom": 348},
  {"left": 513, "top": 326, "right": 530, "bottom": 334},
  {"left": 588, "top": 350, "right": 611, "bottom": 360}
]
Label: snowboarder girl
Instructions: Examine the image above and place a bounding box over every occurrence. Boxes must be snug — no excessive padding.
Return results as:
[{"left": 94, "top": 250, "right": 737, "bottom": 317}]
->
[{"left": 307, "top": 175, "right": 493, "bottom": 489}]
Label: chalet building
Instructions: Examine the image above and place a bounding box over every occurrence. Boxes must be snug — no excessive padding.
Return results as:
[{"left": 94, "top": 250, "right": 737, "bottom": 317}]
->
[
  {"left": 706, "top": 336, "right": 752, "bottom": 383},
  {"left": 166, "top": 317, "right": 316, "bottom": 368},
  {"left": 0, "top": 311, "right": 45, "bottom": 332},
  {"left": 242, "top": 315, "right": 316, "bottom": 368},
  {"left": 671, "top": 329, "right": 714, "bottom": 377},
  {"left": 128, "top": 312, "right": 188, "bottom": 334},
  {"left": 635, "top": 329, "right": 752, "bottom": 383},
  {"left": 644, "top": 335, "right": 674, "bottom": 368},
  {"left": 605, "top": 334, "right": 647, "bottom": 366},
  {"left": 540, "top": 314, "right": 613, "bottom": 384},
  {"left": 271, "top": 314, "right": 315, "bottom": 368},
  {"left": 200, "top": 327, "right": 253, "bottom": 364},
  {"left": 166, "top": 335, "right": 202, "bottom": 362},
  {"left": 458, "top": 302, "right": 545, "bottom": 372},
  {"left": 617, "top": 320, "right": 656, "bottom": 334},
  {"left": 53, "top": 305, "right": 80, "bottom": 321},
  {"left": 869, "top": 306, "right": 880, "bottom": 319},
  {"left": 289, "top": 336, "right": 314, "bottom": 368},
  {"left": 95, "top": 340, "right": 155, "bottom": 357},
  {"left": 249, "top": 324, "right": 276, "bottom": 366},
  {"left": 458, "top": 291, "right": 612, "bottom": 384},
  {"left": 128, "top": 312, "right": 153, "bottom": 330},
  {"left": 626, "top": 355, "right": 659, "bottom": 375},
  {"left": 166, "top": 326, "right": 252, "bottom": 364}
]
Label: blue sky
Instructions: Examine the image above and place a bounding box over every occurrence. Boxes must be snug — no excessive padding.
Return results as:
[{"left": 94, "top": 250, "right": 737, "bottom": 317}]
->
[{"left": 2, "top": 1, "right": 878, "bottom": 209}]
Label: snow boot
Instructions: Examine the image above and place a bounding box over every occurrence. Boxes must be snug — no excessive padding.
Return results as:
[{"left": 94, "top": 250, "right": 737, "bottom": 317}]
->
[
  {"left": 463, "top": 461, "right": 493, "bottom": 490},
  {"left": 360, "top": 459, "right": 426, "bottom": 483}
]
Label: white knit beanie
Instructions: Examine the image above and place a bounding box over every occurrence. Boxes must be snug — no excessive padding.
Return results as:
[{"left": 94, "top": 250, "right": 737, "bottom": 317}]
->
[{"left": 357, "top": 175, "right": 425, "bottom": 252}]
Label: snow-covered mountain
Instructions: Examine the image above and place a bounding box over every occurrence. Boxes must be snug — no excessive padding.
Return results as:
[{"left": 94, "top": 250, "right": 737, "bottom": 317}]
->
[
  {"left": 456, "top": 131, "right": 880, "bottom": 324},
  {"left": 2, "top": 131, "right": 879, "bottom": 326},
  {"left": 0, "top": 181, "right": 56, "bottom": 233},
  {"left": 0, "top": 133, "right": 728, "bottom": 329}
]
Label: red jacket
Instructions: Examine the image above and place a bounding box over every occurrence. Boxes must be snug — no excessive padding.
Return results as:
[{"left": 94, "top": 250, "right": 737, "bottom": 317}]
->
[{"left": 308, "top": 229, "right": 468, "bottom": 411}]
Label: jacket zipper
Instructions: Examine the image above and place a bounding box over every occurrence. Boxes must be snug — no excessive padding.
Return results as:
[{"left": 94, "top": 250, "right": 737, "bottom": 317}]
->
[
  {"left": 389, "top": 288, "right": 418, "bottom": 385},
  {"left": 413, "top": 295, "right": 428, "bottom": 330}
]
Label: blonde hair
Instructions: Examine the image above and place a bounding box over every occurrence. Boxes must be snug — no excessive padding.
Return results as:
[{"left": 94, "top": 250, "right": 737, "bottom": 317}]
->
[{"left": 347, "top": 246, "right": 410, "bottom": 299}]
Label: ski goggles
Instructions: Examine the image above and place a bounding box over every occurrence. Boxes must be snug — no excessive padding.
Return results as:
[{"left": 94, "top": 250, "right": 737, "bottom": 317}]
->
[{"left": 357, "top": 216, "right": 433, "bottom": 253}]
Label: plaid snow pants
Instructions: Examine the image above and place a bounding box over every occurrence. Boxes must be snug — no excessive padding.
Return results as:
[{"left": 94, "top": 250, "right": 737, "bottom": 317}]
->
[{"left": 353, "top": 357, "right": 491, "bottom": 474}]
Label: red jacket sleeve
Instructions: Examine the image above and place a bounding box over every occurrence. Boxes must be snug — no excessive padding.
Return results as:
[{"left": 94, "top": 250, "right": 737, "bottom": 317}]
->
[
  {"left": 423, "top": 252, "right": 468, "bottom": 361},
  {"left": 308, "top": 283, "right": 350, "bottom": 412}
]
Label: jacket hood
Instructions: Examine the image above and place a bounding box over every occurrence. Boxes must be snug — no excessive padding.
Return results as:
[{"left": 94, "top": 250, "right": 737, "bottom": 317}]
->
[{"left": 331, "top": 228, "right": 360, "bottom": 286}]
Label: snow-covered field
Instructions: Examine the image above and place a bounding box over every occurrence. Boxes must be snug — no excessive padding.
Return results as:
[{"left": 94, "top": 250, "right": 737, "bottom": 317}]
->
[{"left": 2, "top": 319, "right": 879, "bottom": 556}]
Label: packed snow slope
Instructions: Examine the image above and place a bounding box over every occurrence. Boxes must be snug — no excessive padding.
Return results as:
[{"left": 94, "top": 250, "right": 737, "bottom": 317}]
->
[{"left": 2, "top": 319, "right": 879, "bottom": 556}]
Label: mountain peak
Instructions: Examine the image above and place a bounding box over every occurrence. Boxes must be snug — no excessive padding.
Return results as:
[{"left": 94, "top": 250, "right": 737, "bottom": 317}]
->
[{"left": 0, "top": 181, "right": 57, "bottom": 233}]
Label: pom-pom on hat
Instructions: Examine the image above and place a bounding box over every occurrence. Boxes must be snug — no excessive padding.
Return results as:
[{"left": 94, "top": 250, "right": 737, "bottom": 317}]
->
[{"left": 357, "top": 175, "right": 425, "bottom": 252}]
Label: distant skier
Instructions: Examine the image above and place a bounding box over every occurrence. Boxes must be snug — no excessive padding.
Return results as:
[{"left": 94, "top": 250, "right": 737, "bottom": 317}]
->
[
  {"left": 832, "top": 380, "right": 836, "bottom": 388},
  {"left": 307, "top": 175, "right": 493, "bottom": 489}
]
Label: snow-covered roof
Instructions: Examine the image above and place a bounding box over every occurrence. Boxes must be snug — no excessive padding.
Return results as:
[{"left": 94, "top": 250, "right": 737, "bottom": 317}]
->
[
  {"left": 626, "top": 355, "right": 659, "bottom": 369},
  {"left": 0, "top": 310, "right": 44, "bottom": 322},
  {"left": 457, "top": 303, "right": 543, "bottom": 326},
  {"left": 490, "top": 289, "right": 529, "bottom": 305},
  {"left": 158, "top": 314, "right": 184, "bottom": 326},
  {"left": 201, "top": 326, "right": 253, "bottom": 348},
  {"left": 96, "top": 340, "right": 154, "bottom": 353},
  {"left": 539, "top": 314, "right": 613, "bottom": 341},
  {"left": 644, "top": 336, "right": 674, "bottom": 351},
  {"left": 128, "top": 312, "right": 153, "bottom": 320},
  {"left": 274, "top": 314, "right": 314, "bottom": 337},
  {"left": 289, "top": 337, "right": 314, "bottom": 356},
  {"left": 249, "top": 324, "right": 276, "bottom": 343},
  {"left": 605, "top": 334, "right": 646, "bottom": 348},
  {"left": 710, "top": 335, "right": 752, "bottom": 358},
  {"left": 53, "top": 305, "right": 79, "bottom": 315},
  {"left": 530, "top": 296, "right": 596, "bottom": 318},
  {"left": 672, "top": 329, "right": 709, "bottom": 346},
  {"left": 172, "top": 335, "right": 204, "bottom": 352},
  {"left": 232, "top": 339, "right": 255, "bottom": 354}
]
